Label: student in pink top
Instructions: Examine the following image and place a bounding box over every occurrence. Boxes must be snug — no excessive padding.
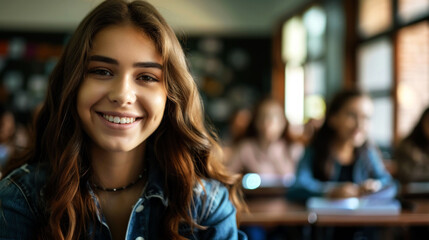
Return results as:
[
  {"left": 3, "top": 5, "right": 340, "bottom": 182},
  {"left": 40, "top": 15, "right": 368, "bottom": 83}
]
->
[{"left": 227, "top": 97, "right": 303, "bottom": 187}]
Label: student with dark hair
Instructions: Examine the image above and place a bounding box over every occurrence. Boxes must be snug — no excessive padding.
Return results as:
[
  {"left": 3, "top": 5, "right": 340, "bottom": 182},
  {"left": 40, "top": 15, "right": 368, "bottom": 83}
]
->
[
  {"left": 228, "top": 97, "right": 303, "bottom": 240},
  {"left": 287, "top": 89, "right": 396, "bottom": 201},
  {"left": 286, "top": 88, "right": 397, "bottom": 239},
  {"left": 0, "top": 1, "right": 246, "bottom": 239},
  {"left": 228, "top": 97, "right": 303, "bottom": 185},
  {"left": 394, "top": 107, "right": 429, "bottom": 183}
]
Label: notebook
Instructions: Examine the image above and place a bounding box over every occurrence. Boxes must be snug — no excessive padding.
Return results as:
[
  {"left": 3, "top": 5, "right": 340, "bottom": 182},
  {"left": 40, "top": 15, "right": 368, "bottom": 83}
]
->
[{"left": 306, "top": 197, "right": 401, "bottom": 215}]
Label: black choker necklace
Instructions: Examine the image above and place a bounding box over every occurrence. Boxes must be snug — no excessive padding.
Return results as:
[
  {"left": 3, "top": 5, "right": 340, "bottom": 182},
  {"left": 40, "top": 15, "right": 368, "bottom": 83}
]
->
[{"left": 92, "top": 172, "right": 145, "bottom": 192}]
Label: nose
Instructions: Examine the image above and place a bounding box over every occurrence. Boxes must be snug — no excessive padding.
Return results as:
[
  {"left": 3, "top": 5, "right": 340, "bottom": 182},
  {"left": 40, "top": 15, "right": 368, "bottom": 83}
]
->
[{"left": 108, "top": 76, "right": 136, "bottom": 106}]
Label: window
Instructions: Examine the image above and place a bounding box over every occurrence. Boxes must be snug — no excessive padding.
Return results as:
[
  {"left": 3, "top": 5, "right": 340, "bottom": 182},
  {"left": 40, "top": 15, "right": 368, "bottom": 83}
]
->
[
  {"left": 277, "top": 5, "right": 327, "bottom": 132},
  {"left": 396, "top": 21, "right": 429, "bottom": 137},
  {"left": 399, "top": 0, "right": 429, "bottom": 22},
  {"left": 354, "top": 0, "right": 429, "bottom": 151},
  {"left": 359, "top": 0, "right": 392, "bottom": 37},
  {"left": 357, "top": 38, "right": 393, "bottom": 148}
]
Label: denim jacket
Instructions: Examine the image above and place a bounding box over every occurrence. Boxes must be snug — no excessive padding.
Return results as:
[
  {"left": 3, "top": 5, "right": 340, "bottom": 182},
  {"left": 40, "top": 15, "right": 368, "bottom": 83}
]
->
[
  {"left": 286, "top": 144, "right": 398, "bottom": 202},
  {"left": 0, "top": 161, "right": 247, "bottom": 240}
]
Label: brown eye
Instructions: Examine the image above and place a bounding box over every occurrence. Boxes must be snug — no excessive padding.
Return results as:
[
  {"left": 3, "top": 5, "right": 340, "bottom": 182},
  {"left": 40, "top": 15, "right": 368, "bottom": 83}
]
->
[
  {"left": 88, "top": 69, "right": 113, "bottom": 76},
  {"left": 137, "top": 74, "right": 159, "bottom": 82}
]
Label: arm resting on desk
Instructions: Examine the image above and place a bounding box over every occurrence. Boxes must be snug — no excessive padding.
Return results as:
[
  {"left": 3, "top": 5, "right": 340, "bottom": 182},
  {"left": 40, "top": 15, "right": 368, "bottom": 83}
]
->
[
  {"left": 286, "top": 147, "right": 398, "bottom": 202},
  {"left": 286, "top": 149, "right": 337, "bottom": 202}
]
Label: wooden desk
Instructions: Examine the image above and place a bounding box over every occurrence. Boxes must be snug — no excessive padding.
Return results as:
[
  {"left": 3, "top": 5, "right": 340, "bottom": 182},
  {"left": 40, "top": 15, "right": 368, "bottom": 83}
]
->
[
  {"left": 243, "top": 186, "right": 287, "bottom": 198},
  {"left": 240, "top": 197, "right": 429, "bottom": 227}
]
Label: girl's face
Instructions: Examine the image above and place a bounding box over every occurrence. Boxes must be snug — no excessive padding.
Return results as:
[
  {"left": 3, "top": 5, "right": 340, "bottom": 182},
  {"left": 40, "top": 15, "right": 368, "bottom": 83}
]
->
[
  {"left": 77, "top": 24, "right": 167, "bottom": 153},
  {"left": 329, "top": 96, "right": 373, "bottom": 147},
  {"left": 255, "top": 101, "right": 286, "bottom": 143}
]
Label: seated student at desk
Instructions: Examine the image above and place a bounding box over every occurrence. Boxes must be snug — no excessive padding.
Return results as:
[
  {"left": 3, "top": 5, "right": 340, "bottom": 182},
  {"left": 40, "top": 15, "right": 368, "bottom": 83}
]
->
[
  {"left": 228, "top": 97, "right": 304, "bottom": 240},
  {"left": 393, "top": 107, "right": 429, "bottom": 240},
  {"left": 227, "top": 97, "right": 303, "bottom": 187},
  {"left": 287, "top": 89, "right": 398, "bottom": 240},
  {"left": 394, "top": 106, "right": 429, "bottom": 183},
  {"left": 287, "top": 89, "right": 397, "bottom": 202}
]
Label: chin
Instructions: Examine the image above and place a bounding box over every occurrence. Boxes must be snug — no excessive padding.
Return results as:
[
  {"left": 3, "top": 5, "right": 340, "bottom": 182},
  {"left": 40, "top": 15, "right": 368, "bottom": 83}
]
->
[{"left": 100, "top": 142, "right": 139, "bottom": 152}]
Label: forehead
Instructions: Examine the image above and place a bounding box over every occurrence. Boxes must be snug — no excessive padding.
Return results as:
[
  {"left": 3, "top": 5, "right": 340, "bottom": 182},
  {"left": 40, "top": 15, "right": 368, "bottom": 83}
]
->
[
  {"left": 341, "top": 96, "right": 373, "bottom": 113},
  {"left": 90, "top": 24, "right": 161, "bottom": 62},
  {"left": 260, "top": 101, "right": 282, "bottom": 112},
  {"left": 257, "top": 102, "right": 284, "bottom": 121}
]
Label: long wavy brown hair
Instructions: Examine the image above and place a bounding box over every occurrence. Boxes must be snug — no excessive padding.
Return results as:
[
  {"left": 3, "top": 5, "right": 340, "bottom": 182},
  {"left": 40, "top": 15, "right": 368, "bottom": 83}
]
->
[{"left": 4, "top": 0, "right": 245, "bottom": 239}]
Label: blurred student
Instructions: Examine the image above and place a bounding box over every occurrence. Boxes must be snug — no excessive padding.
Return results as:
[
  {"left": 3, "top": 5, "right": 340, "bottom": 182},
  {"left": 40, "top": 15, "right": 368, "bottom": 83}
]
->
[
  {"left": 228, "top": 108, "right": 253, "bottom": 145},
  {"left": 287, "top": 89, "right": 397, "bottom": 202},
  {"left": 222, "top": 107, "right": 252, "bottom": 164},
  {"left": 394, "top": 106, "right": 429, "bottom": 183},
  {"left": 228, "top": 98, "right": 303, "bottom": 240},
  {"left": 228, "top": 97, "right": 303, "bottom": 187}
]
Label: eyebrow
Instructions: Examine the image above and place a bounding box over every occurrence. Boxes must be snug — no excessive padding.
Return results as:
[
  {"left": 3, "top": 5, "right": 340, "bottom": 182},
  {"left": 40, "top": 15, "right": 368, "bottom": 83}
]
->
[{"left": 89, "top": 55, "right": 163, "bottom": 69}]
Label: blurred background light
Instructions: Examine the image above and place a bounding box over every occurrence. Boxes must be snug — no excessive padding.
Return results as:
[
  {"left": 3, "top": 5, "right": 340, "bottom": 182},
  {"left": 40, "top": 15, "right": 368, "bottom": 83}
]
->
[
  {"left": 242, "top": 173, "right": 262, "bottom": 190},
  {"left": 285, "top": 65, "right": 305, "bottom": 125}
]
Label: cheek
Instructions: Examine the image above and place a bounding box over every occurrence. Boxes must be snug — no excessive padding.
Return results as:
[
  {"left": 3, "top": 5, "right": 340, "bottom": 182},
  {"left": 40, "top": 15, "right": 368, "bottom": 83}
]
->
[
  {"left": 335, "top": 121, "right": 355, "bottom": 139},
  {"left": 141, "top": 90, "right": 167, "bottom": 120},
  {"left": 76, "top": 81, "right": 101, "bottom": 119},
  {"left": 333, "top": 117, "right": 348, "bottom": 129},
  {"left": 77, "top": 88, "right": 91, "bottom": 114}
]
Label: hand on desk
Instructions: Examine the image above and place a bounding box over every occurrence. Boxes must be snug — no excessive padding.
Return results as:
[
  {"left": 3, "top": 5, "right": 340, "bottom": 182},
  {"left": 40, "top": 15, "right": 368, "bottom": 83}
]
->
[
  {"left": 360, "top": 179, "right": 382, "bottom": 194},
  {"left": 328, "top": 182, "right": 360, "bottom": 198},
  {"left": 327, "top": 179, "right": 382, "bottom": 199}
]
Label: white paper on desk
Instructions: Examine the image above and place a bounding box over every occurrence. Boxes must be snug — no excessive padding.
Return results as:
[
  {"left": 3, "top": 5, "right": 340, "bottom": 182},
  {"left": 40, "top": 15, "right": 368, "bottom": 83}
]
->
[{"left": 306, "top": 197, "right": 401, "bottom": 215}]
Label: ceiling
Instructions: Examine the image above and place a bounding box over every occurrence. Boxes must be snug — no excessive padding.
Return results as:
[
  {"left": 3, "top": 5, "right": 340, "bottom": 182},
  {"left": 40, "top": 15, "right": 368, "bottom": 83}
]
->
[{"left": 0, "top": 0, "right": 311, "bottom": 36}]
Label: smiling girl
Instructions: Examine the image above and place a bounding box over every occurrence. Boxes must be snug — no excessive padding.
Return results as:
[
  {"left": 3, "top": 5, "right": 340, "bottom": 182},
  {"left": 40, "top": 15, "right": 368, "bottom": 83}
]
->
[{"left": 0, "top": 1, "right": 246, "bottom": 239}]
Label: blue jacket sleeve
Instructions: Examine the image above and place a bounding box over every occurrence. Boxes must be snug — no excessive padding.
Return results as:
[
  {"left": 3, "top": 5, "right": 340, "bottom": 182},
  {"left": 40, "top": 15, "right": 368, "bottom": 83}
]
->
[
  {"left": 286, "top": 148, "right": 337, "bottom": 202},
  {"left": 365, "top": 145, "right": 393, "bottom": 186},
  {"left": 359, "top": 145, "right": 398, "bottom": 199},
  {"left": 0, "top": 177, "right": 37, "bottom": 239},
  {"left": 195, "top": 181, "right": 247, "bottom": 240},
  {"left": 286, "top": 146, "right": 398, "bottom": 202}
]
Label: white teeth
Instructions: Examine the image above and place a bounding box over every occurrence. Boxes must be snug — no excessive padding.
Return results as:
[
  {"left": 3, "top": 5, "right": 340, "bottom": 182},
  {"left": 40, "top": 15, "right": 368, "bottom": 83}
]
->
[
  {"left": 103, "top": 114, "right": 136, "bottom": 124},
  {"left": 114, "top": 116, "right": 120, "bottom": 123}
]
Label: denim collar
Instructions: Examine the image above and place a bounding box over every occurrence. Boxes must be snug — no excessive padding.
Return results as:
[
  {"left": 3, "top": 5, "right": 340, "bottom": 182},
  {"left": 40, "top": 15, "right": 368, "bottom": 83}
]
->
[{"left": 142, "top": 155, "right": 168, "bottom": 207}]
